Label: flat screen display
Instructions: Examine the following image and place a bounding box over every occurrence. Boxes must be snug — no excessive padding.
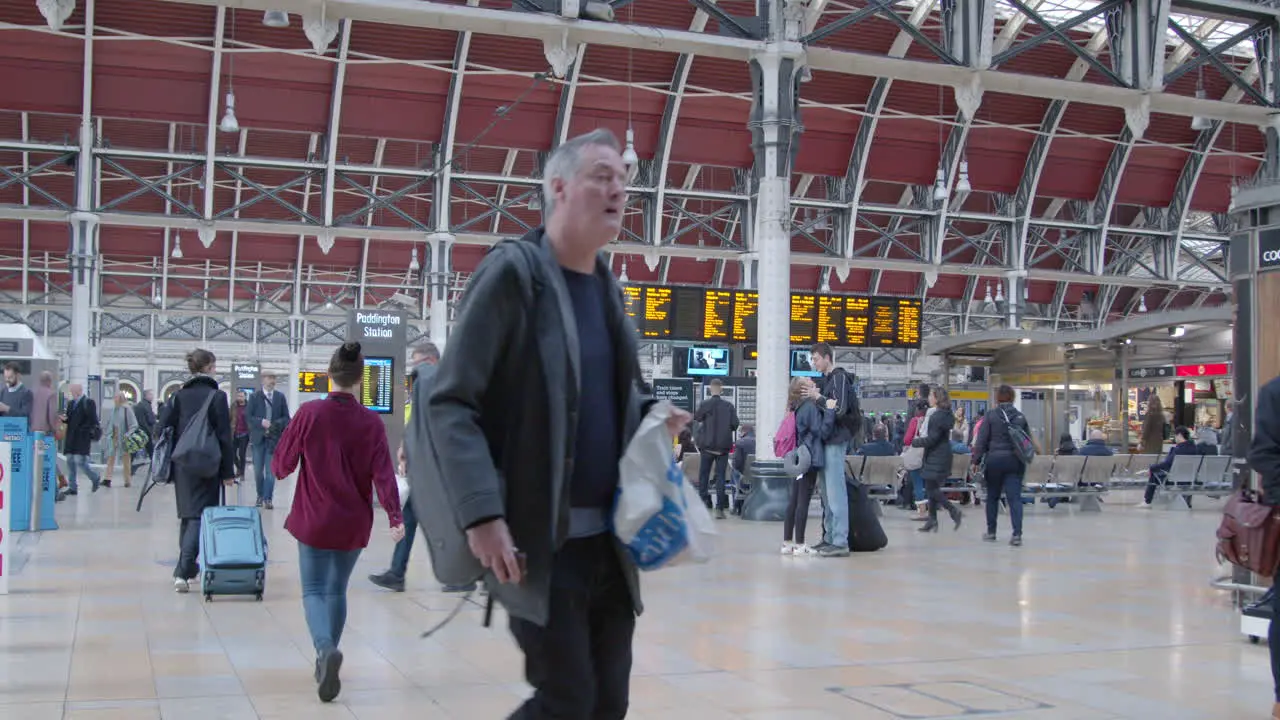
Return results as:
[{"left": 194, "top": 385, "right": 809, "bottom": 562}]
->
[
  {"left": 360, "top": 356, "right": 395, "bottom": 414},
  {"left": 620, "top": 284, "right": 921, "bottom": 348},
  {"left": 686, "top": 347, "right": 730, "bottom": 376},
  {"left": 790, "top": 349, "right": 821, "bottom": 377},
  {"left": 297, "top": 371, "right": 330, "bottom": 394}
]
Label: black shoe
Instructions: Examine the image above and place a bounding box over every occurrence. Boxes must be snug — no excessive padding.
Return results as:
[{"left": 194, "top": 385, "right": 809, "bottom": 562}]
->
[
  {"left": 948, "top": 506, "right": 963, "bottom": 531},
  {"left": 919, "top": 520, "right": 939, "bottom": 533},
  {"left": 714, "top": 507, "right": 727, "bottom": 520},
  {"left": 818, "top": 545, "right": 850, "bottom": 557},
  {"left": 1010, "top": 535, "right": 1023, "bottom": 547},
  {"left": 442, "top": 582, "right": 477, "bottom": 593},
  {"left": 982, "top": 532, "right": 996, "bottom": 542},
  {"left": 369, "top": 572, "right": 405, "bottom": 592},
  {"left": 316, "top": 648, "right": 343, "bottom": 702}
]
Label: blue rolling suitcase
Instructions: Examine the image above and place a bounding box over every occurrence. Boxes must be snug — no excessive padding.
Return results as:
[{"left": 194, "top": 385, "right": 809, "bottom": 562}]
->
[{"left": 199, "top": 484, "right": 267, "bottom": 601}]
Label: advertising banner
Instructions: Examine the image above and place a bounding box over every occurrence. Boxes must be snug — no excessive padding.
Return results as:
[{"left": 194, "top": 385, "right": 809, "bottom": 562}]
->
[
  {"left": 0, "top": 418, "right": 31, "bottom": 533},
  {"left": 0, "top": 440, "right": 11, "bottom": 594}
]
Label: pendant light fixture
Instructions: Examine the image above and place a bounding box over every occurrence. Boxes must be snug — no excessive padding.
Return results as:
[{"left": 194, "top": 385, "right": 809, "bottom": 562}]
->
[
  {"left": 955, "top": 157, "right": 972, "bottom": 193},
  {"left": 1138, "top": 293, "right": 1147, "bottom": 313},
  {"left": 994, "top": 281, "right": 1004, "bottom": 303},
  {"left": 622, "top": 33, "right": 639, "bottom": 183},
  {"left": 932, "top": 167, "right": 948, "bottom": 201},
  {"left": 1190, "top": 68, "right": 1212, "bottom": 131},
  {"left": 220, "top": 10, "right": 240, "bottom": 134},
  {"left": 408, "top": 246, "right": 420, "bottom": 273},
  {"left": 171, "top": 233, "right": 184, "bottom": 259},
  {"left": 262, "top": 10, "right": 289, "bottom": 27}
]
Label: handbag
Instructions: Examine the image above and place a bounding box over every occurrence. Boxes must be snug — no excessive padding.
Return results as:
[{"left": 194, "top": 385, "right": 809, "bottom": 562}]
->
[
  {"left": 1216, "top": 489, "right": 1280, "bottom": 577},
  {"left": 1000, "top": 408, "right": 1036, "bottom": 465},
  {"left": 901, "top": 446, "right": 924, "bottom": 471},
  {"left": 782, "top": 444, "right": 811, "bottom": 476}
]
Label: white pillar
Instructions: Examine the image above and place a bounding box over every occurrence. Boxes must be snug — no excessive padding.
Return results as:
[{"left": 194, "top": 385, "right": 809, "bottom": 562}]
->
[
  {"left": 747, "top": 21, "right": 805, "bottom": 460},
  {"left": 288, "top": 349, "right": 302, "bottom": 409},
  {"left": 428, "top": 231, "right": 453, "bottom": 352},
  {"left": 67, "top": 211, "right": 98, "bottom": 387}
]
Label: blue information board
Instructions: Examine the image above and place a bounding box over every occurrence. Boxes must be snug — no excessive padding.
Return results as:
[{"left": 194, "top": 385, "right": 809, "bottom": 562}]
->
[
  {"left": 0, "top": 418, "right": 33, "bottom": 532},
  {"left": 30, "top": 432, "right": 57, "bottom": 531}
]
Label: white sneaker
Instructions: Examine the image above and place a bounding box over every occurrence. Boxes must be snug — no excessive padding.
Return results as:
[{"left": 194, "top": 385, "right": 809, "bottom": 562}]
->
[
  {"left": 1136, "top": 502, "right": 1153, "bottom": 510},
  {"left": 795, "top": 545, "right": 817, "bottom": 556},
  {"left": 174, "top": 578, "right": 189, "bottom": 593},
  {"left": 780, "top": 543, "right": 795, "bottom": 555}
]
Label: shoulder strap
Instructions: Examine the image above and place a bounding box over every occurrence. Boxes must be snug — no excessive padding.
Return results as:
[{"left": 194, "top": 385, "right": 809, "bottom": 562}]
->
[{"left": 183, "top": 388, "right": 218, "bottom": 436}]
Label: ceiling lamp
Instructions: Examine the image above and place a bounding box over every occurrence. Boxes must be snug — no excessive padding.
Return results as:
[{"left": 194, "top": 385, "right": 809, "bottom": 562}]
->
[
  {"left": 619, "top": 260, "right": 629, "bottom": 284},
  {"left": 994, "top": 282, "right": 1004, "bottom": 303},
  {"left": 171, "top": 234, "right": 184, "bottom": 259},
  {"left": 1138, "top": 293, "right": 1147, "bottom": 313},
  {"left": 1190, "top": 74, "right": 1212, "bottom": 131},
  {"left": 219, "top": 91, "right": 239, "bottom": 133},
  {"left": 622, "top": 127, "right": 639, "bottom": 183},
  {"left": 262, "top": 10, "right": 289, "bottom": 27},
  {"left": 982, "top": 282, "right": 994, "bottom": 312},
  {"left": 955, "top": 159, "right": 972, "bottom": 194},
  {"left": 408, "top": 246, "right": 420, "bottom": 273},
  {"left": 529, "top": 193, "right": 542, "bottom": 211},
  {"left": 37, "top": 0, "right": 75, "bottom": 32},
  {"left": 932, "top": 167, "right": 948, "bottom": 201}
]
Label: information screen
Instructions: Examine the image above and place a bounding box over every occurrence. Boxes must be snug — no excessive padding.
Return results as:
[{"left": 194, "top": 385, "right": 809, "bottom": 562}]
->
[
  {"left": 360, "top": 357, "right": 394, "bottom": 414},
  {"left": 619, "top": 284, "right": 922, "bottom": 349},
  {"left": 297, "top": 371, "right": 330, "bottom": 394}
]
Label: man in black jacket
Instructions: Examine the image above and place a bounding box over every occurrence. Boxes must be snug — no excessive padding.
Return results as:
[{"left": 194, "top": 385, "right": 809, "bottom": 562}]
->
[
  {"left": 133, "top": 389, "right": 157, "bottom": 474},
  {"left": 426, "top": 128, "right": 690, "bottom": 719},
  {"left": 806, "top": 342, "right": 859, "bottom": 557},
  {"left": 693, "top": 378, "right": 738, "bottom": 518},
  {"left": 60, "top": 383, "right": 102, "bottom": 494}
]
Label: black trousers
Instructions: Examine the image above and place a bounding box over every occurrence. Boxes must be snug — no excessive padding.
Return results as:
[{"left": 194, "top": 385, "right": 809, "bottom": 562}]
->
[
  {"left": 697, "top": 451, "right": 730, "bottom": 509},
  {"left": 925, "top": 477, "right": 957, "bottom": 521},
  {"left": 175, "top": 517, "right": 202, "bottom": 580},
  {"left": 783, "top": 470, "right": 818, "bottom": 545},
  {"left": 233, "top": 435, "right": 249, "bottom": 478},
  {"left": 508, "top": 534, "right": 636, "bottom": 720}
]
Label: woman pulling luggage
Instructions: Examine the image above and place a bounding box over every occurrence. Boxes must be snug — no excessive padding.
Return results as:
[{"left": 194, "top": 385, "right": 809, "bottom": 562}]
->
[
  {"left": 271, "top": 342, "right": 404, "bottom": 703},
  {"left": 163, "top": 349, "right": 236, "bottom": 593}
]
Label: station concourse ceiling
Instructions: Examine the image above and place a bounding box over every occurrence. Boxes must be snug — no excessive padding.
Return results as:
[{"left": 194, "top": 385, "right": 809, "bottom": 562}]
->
[{"left": 0, "top": 0, "right": 1257, "bottom": 341}]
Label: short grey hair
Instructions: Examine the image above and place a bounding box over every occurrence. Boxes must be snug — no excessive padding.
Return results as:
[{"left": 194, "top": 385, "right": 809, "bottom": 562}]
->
[
  {"left": 1089, "top": 429, "right": 1105, "bottom": 441},
  {"left": 411, "top": 342, "right": 440, "bottom": 362},
  {"left": 541, "top": 128, "right": 621, "bottom": 218}
]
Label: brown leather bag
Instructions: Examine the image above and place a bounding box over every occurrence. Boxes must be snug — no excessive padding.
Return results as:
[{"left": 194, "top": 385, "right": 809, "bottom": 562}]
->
[{"left": 1216, "top": 488, "right": 1280, "bottom": 577}]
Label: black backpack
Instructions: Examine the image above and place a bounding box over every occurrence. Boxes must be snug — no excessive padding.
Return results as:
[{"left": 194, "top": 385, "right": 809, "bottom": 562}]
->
[
  {"left": 830, "top": 367, "right": 862, "bottom": 436},
  {"left": 170, "top": 390, "right": 221, "bottom": 478}
]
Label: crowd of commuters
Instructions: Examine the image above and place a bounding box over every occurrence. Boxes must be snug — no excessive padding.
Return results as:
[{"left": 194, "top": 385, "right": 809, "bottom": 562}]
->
[{"left": 5, "top": 128, "right": 1273, "bottom": 717}]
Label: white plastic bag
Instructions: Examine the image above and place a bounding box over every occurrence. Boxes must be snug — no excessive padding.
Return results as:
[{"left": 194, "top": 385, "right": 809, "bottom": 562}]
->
[
  {"left": 613, "top": 402, "right": 715, "bottom": 570},
  {"left": 396, "top": 474, "right": 410, "bottom": 507}
]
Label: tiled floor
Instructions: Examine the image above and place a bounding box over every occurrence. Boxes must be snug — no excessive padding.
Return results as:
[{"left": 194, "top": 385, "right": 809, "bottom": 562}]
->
[{"left": 0, "top": 482, "right": 1270, "bottom": 719}]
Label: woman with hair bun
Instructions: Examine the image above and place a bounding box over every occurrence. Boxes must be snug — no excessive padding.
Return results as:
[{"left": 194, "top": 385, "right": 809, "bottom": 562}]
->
[
  {"left": 271, "top": 341, "right": 404, "bottom": 704},
  {"left": 162, "top": 348, "right": 236, "bottom": 593}
]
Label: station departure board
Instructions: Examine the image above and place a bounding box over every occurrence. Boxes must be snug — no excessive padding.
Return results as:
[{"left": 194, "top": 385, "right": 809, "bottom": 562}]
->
[
  {"left": 296, "top": 371, "right": 330, "bottom": 394},
  {"left": 621, "top": 284, "right": 921, "bottom": 349},
  {"left": 361, "top": 357, "right": 394, "bottom": 414}
]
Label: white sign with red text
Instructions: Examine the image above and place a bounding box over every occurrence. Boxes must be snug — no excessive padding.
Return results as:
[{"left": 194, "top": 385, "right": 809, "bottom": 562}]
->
[{"left": 0, "top": 441, "right": 10, "bottom": 594}]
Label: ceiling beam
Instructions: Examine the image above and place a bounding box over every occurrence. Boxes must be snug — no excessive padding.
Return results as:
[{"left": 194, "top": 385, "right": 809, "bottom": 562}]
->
[{"left": 158, "top": 0, "right": 1274, "bottom": 123}]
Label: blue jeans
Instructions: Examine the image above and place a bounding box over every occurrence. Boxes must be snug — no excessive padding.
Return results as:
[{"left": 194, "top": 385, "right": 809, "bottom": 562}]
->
[
  {"left": 821, "top": 441, "right": 849, "bottom": 547},
  {"left": 388, "top": 497, "right": 418, "bottom": 579},
  {"left": 298, "top": 543, "right": 362, "bottom": 654},
  {"left": 910, "top": 469, "right": 925, "bottom": 502},
  {"left": 252, "top": 440, "right": 277, "bottom": 503},
  {"left": 67, "top": 454, "right": 100, "bottom": 492}
]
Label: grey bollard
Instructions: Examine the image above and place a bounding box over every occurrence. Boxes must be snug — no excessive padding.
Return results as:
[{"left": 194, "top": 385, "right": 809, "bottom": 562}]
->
[{"left": 740, "top": 460, "right": 792, "bottom": 522}]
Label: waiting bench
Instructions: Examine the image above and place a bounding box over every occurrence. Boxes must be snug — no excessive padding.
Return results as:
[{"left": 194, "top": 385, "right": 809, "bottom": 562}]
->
[
  {"left": 1021, "top": 454, "right": 1108, "bottom": 512},
  {"left": 1149, "top": 454, "right": 1232, "bottom": 506}
]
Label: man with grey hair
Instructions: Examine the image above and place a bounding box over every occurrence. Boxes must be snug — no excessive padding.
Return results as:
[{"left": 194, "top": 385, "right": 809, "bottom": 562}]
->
[
  {"left": 369, "top": 341, "right": 459, "bottom": 593},
  {"left": 419, "top": 128, "right": 690, "bottom": 718}
]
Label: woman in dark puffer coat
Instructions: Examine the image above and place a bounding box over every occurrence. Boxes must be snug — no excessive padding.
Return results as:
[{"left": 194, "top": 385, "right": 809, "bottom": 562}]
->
[{"left": 912, "top": 387, "right": 962, "bottom": 532}]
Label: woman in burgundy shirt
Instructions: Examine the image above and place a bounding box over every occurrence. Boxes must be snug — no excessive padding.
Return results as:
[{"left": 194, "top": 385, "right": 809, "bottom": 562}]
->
[
  {"left": 271, "top": 342, "right": 404, "bottom": 703},
  {"left": 232, "top": 391, "right": 250, "bottom": 481}
]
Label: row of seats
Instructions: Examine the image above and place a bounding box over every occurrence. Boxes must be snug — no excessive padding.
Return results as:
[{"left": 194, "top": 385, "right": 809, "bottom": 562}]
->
[{"left": 690, "top": 451, "right": 1238, "bottom": 518}]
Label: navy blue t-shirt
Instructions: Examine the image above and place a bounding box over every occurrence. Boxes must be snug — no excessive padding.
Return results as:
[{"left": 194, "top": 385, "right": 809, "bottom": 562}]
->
[{"left": 561, "top": 268, "right": 620, "bottom": 510}]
